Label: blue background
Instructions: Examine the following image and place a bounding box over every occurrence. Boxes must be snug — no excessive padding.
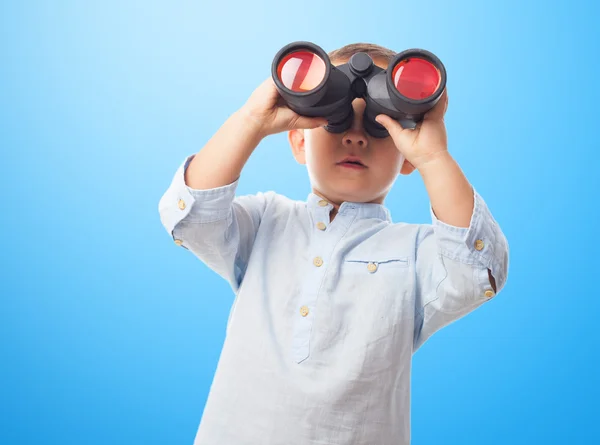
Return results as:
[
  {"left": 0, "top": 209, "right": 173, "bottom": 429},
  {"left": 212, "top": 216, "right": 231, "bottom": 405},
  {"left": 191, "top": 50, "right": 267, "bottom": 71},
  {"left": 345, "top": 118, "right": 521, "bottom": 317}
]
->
[{"left": 1, "top": 1, "right": 598, "bottom": 444}]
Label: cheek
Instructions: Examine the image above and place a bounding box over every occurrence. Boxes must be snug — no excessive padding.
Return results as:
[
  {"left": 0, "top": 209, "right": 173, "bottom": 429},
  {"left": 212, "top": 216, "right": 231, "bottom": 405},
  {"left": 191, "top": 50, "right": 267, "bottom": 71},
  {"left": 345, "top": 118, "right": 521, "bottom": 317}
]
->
[
  {"left": 305, "top": 130, "right": 336, "bottom": 163},
  {"left": 376, "top": 143, "right": 404, "bottom": 171}
]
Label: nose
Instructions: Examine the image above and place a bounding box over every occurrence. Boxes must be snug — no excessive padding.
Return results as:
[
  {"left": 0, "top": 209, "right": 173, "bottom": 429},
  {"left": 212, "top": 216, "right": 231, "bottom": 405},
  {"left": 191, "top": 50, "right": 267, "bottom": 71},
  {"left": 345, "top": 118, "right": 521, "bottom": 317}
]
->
[
  {"left": 342, "top": 132, "right": 367, "bottom": 148},
  {"left": 342, "top": 98, "right": 368, "bottom": 148}
]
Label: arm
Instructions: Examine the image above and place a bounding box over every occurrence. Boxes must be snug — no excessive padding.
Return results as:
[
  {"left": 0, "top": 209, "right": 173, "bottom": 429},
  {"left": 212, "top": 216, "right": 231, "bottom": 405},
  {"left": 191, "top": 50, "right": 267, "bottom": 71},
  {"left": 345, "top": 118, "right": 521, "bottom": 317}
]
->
[
  {"left": 410, "top": 153, "right": 509, "bottom": 351},
  {"left": 158, "top": 106, "right": 269, "bottom": 293},
  {"left": 185, "top": 76, "right": 327, "bottom": 191},
  {"left": 417, "top": 150, "right": 497, "bottom": 291},
  {"left": 158, "top": 78, "right": 326, "bottom": 291},
  {"left": 157, "top": 111, "right": 269, "bottom": 292},
  {"left": 375, "top": 90, "right": 509, "bottom": 351},
  {"left": 183, "top": 109, "right": 263, "bottom": 191},
  {"left": 412, "top": 181, "right": 509, "bottom": 351}
]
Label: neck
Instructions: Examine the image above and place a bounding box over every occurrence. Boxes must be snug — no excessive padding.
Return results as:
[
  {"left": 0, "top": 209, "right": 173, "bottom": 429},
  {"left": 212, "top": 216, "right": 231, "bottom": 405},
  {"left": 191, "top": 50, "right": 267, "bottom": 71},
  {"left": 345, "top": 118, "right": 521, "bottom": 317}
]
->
[{"left": 329, "top": 207, "right": 338, "bottom": 222}]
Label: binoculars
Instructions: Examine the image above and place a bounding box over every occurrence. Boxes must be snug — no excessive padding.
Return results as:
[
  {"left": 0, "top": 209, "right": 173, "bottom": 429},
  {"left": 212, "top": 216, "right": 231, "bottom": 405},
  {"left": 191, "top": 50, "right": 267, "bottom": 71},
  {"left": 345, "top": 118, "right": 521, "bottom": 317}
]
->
[{"left": 271, "top": 41, "right": 447, "bottom": 138}]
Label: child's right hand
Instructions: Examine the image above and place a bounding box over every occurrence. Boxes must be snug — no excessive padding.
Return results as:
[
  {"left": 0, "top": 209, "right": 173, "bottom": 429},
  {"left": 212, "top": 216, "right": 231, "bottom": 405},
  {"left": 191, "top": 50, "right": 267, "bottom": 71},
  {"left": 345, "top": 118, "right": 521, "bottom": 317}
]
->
[{"left": 240, "top": 77, "right": 329, "bottom": 139}]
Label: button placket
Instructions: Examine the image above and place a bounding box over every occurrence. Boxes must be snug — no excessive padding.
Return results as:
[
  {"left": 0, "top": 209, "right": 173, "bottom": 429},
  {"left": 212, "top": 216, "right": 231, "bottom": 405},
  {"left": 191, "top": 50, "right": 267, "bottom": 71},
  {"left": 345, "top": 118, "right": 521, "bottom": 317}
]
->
[
  {"left": 291, "top": 203, "right": 345, "bottom": 364},
  {"left": 314, "top": 200, "right": 332, "bottom": 232}
]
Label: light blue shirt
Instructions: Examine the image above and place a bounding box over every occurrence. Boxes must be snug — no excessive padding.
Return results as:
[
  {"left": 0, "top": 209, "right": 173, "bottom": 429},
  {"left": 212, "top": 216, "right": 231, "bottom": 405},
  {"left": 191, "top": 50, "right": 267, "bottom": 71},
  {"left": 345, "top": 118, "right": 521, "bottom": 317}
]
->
[{"left": 158, "top": 154, "right": 509, "bottom": 445}]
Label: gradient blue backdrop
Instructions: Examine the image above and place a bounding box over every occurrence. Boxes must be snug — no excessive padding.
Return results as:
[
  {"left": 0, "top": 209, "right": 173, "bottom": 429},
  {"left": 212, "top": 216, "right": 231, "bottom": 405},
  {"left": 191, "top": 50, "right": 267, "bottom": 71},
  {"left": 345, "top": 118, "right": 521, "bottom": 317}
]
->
[{"left": 1, "top": 1, "right": 598, "bottom": 444}]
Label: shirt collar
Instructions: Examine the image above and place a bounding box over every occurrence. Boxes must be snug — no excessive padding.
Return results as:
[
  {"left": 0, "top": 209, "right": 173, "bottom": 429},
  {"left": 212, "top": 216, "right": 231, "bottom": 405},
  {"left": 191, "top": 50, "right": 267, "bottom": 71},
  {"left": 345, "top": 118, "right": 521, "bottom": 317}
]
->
[{"left": 306, "top": 192, "right": 392, "bottom": 222}]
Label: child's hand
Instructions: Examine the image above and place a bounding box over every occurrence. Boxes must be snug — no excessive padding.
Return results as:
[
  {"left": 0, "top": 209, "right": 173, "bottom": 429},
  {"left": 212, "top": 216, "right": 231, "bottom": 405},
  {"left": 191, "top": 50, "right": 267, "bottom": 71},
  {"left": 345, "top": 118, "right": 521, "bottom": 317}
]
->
[
  {"left": 375, "top": 88, "right": 449, "bottom": 171},
  {"left": 240, "top": 78, "right": 329, "bottom": 139}
]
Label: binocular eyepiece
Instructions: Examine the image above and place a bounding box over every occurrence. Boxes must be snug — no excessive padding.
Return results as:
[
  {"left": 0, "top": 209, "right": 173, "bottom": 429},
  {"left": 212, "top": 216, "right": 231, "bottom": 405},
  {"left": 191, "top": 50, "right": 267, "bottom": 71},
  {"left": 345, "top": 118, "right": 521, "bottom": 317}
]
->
[{"left": 271, "top": 41, "right": 446, "bottom": 138}]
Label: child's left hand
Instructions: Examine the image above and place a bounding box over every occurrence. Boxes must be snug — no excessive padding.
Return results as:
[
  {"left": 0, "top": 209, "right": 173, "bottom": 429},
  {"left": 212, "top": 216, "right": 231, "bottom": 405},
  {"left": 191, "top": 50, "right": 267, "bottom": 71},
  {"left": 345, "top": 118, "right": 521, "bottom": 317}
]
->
[{"left": 375, "top": 88, "right": 449, "bottom": 171}]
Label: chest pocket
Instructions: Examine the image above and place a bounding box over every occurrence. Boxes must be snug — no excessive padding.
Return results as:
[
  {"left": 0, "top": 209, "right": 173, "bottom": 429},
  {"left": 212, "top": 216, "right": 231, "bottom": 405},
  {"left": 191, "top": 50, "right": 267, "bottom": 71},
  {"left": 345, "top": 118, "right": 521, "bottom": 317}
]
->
[{"left": 318, "top": 251, "right": 415, "bottom": 347}]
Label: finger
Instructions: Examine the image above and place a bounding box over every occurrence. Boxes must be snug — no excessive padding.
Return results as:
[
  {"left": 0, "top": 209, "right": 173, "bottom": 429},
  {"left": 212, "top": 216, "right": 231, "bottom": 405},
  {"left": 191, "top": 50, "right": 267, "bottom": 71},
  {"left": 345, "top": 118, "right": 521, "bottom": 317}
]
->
[
  {"left": 423, "top": 87, "right": 448, "bottom": 121},
  {"left": 290, "top": 114, "right": 329, "bottom": 130}
]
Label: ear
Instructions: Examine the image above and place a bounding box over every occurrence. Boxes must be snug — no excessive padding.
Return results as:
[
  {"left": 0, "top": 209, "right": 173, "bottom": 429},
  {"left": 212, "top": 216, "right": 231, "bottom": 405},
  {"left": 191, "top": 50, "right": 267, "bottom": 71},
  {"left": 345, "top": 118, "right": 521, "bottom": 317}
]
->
[
  {"left": 288, "top": 129, "right": 306, "bottom": 165},
  {"left": 400, "top": 159, "right": 416, "bottom": 175}
]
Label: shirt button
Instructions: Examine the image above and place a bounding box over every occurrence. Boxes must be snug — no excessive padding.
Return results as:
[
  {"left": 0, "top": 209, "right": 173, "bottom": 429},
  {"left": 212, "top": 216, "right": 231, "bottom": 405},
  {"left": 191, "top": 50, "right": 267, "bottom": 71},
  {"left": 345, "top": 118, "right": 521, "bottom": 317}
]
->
[
  {"left": 367, "top": 262, "right": 378, "bottom": 273},
  {"left": 318, "top": 199, "right": 328, "bottom": 207},
  {"left": 313, "top": 257, "right": 323, "bottom": 267},
  {"left": 316, "top": 222, "right": 326, "bottom": 231},
  {"left": 174, "top": 239, "right": 183, "bottom": 246},
  {"left": 484, "top": 289, "right": 495, "bottom": 298},
  {"left": 178, "top": 199, "right": 186, "bottom": 210},
  {"left": 474, "top": 239, "right": 485, "bottom": 251},
  {"left": 300, "top": 305, "right": 309, "bottom": 317}
]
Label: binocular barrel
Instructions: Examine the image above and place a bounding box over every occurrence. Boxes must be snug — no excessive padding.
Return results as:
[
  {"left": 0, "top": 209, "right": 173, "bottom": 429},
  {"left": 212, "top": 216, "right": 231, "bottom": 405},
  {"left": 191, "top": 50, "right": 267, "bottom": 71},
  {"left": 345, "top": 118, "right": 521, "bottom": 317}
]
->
[{"left": 271, "top": 41, "right": 446, "bottom": 137}]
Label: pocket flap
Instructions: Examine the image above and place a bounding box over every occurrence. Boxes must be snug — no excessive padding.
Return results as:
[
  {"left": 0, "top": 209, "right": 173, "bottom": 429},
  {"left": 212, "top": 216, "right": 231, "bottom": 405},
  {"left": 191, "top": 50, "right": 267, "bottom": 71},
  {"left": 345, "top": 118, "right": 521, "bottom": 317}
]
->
[{"left": 345, "top": 253, "right": 409, "bottom": 266}]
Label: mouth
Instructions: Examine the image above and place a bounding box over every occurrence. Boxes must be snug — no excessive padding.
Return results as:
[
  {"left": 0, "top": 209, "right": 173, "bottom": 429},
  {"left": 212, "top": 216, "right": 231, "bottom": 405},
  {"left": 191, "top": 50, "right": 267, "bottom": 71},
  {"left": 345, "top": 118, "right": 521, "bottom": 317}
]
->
[{"left": 337, "top": 157, "right": 367, "bottom": 169}]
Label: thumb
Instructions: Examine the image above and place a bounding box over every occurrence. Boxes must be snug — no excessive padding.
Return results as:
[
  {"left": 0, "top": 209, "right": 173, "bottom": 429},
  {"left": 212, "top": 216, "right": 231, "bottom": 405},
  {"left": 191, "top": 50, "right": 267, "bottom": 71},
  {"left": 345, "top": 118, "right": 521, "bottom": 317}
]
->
[
  {"left": 375, "top": 114, "right": 406, "bottom": 139},
  {"left": 375, "top": 114, "right": 414, "bottom": 158}
]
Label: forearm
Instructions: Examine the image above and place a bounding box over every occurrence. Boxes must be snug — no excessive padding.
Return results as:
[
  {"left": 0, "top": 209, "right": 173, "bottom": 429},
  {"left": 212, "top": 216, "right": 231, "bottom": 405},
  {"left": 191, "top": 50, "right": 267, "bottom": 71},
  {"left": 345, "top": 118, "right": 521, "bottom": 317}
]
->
[
  {"left": 184, "top": 108, "right": 264, "bottom": 190},
  {"left": 417, "top": 151, "right": 474, "bottom": 228}
]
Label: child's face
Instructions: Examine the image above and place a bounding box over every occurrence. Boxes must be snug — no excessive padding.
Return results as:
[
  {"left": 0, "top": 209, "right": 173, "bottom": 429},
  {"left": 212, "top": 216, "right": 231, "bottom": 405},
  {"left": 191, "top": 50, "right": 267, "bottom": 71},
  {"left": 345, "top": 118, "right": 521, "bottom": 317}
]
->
[{"left": 288, "top": 58, "right": 413, "bottom": 206}]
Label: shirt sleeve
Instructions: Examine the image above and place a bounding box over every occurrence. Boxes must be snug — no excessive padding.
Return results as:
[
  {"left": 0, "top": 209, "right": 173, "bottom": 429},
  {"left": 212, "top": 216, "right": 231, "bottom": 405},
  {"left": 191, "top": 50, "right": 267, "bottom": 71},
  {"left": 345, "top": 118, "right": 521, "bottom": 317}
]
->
[
  {"left": 158, "top": 154, "right": 271, "bottom": 292},
  {"left": 412, "top": 187, "right": 509, "bottom": 352}
]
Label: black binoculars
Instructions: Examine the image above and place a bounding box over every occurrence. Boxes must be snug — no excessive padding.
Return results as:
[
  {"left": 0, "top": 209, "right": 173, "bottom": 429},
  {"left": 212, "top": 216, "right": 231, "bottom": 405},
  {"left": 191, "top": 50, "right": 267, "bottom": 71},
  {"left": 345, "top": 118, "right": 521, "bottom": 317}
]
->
[{"left": 271, "top": 41, "right": 447, "bottom": 138}]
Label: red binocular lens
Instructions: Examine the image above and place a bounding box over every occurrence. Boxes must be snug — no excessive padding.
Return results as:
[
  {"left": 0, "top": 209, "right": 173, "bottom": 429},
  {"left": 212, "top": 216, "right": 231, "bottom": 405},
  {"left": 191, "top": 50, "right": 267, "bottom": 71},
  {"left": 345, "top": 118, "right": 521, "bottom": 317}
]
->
[
  {"left": 276, "top": 50, "right": 327, "bottom": 93},
  {"left": 391, "top": 57, "right": 442, "bottom": 100}
]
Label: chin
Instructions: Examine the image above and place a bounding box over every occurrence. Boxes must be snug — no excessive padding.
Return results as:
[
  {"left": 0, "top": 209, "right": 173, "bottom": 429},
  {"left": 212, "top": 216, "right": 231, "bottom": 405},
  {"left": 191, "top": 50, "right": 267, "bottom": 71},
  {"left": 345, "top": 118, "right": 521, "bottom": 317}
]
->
[{"left": 326, "top": 187, "right": 370, "bottom": 204}]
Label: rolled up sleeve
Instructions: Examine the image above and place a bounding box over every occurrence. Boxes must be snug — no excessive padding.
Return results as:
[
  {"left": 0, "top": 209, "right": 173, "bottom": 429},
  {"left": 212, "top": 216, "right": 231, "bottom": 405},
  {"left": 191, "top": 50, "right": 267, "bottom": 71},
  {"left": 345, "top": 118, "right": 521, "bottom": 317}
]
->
[
  {"left": 158, "top": 155, "right": 239, "bottom": 236},
  {"left": 158, "top": 154, "right": 270, "bottom": 291},
  {"left": 413, "top": 188, "right": 509, "bottom": 351}
]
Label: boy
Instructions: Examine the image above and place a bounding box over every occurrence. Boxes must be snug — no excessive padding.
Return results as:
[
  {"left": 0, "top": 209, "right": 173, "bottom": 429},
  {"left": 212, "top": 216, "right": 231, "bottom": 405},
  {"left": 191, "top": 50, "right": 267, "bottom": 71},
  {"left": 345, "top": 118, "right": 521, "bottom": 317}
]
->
[{"left": 158, "top": 43, "right": 509, "bottom": 445}]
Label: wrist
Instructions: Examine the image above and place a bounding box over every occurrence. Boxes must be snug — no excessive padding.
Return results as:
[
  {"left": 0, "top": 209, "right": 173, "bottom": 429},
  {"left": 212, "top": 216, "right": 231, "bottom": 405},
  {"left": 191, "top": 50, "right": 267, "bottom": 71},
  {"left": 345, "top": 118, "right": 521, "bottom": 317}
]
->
[
  {"left": 237, "top": 106, "right": 270, "bottom": 140},
  {"left": 415, "top": 150, "right": 453, "bottom": 176}
]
